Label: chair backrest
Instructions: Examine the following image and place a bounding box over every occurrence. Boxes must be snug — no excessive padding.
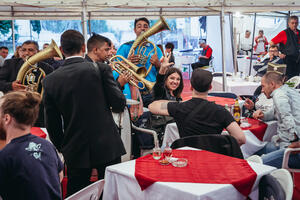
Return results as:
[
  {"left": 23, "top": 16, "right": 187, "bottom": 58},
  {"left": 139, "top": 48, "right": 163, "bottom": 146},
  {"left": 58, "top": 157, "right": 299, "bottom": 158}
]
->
[
  {"left": 259, "top": 174, "right": 286, "bottom": 200},
  {"left": 270, "top": 169, "right": 294, "bottom": 200},
  {"left": 170, "top": 134, "right": 244, "bottom": 159},
  {"left": 208, "top": 92, "right": 238, "bottom": 99},
  {"left": 65, "top": 179, "right": 105, "bottom": 200}
]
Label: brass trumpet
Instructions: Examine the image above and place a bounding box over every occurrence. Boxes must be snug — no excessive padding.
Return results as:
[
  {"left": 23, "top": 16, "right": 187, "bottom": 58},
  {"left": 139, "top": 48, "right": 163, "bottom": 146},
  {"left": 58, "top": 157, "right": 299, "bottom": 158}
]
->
[
  {"left": 110, "top": 55, "right": 155, "bottom": 91},
  {"left": 128, "top": 16, "right": 170, "bottom": 78}
]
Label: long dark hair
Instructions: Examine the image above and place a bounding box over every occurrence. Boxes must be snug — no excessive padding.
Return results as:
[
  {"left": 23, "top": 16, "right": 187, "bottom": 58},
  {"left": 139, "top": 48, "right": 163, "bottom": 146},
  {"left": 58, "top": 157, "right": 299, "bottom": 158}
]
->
[{"left": 164, "top": 67, "right": 184, "bottom": 98}]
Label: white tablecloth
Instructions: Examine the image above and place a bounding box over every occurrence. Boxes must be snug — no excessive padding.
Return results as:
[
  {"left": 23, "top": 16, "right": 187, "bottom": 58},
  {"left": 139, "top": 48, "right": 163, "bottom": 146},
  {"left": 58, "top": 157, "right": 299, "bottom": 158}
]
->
[
  {"left": 211, "top": 77, "right": 260, "bottom": 96},
  {"left": 237, "top": 57, "right": 259, "bottom": 76},
  {"left": 162, "top": 121, "right": 277, "bottom": 158},
  {"left": 103, "top": 148, "right": 275, "bottom": 200}
]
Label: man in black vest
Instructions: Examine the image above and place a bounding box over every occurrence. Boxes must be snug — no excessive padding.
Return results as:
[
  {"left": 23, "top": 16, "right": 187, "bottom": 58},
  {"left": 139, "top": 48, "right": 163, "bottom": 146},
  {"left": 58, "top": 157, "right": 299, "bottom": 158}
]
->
[
  {"left": 191, "top": 39, "right": 213, "bottom": 70},
  {"left": 270, "top": 16, "right": 300, "bottom": 79}
]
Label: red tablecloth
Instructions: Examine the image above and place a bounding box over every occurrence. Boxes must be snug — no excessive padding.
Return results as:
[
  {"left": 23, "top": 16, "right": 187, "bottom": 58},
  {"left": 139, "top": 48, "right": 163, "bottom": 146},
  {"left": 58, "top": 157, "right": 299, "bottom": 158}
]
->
[
  {"left": 242, "top": 118, "right": 268, "bottom": 141},
  {"left": 31, "top": 127, "right": 47, "bottom": 139},
  {"left": 207, "top": 96, "right": 235, "bottom": 106},
  {"left": 135, "top": 150, "right": 257, "bottom": 197}
]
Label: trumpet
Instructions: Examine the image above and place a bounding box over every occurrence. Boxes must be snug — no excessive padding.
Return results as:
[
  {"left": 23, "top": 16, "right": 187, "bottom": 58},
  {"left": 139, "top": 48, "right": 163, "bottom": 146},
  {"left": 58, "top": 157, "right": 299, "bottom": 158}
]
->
[{"left": 110, "top": 55, "right": 155, "bottom": 91}]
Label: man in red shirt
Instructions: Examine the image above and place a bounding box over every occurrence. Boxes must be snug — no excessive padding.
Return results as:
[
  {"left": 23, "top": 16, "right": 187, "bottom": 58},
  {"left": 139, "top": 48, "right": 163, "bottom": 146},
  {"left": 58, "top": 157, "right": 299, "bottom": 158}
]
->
[
  {"left": 270, "top": 16, "right": 300, "bottom": 79},
  {"left": 191, "top": 39, "right": 213, "bottom": 70}
]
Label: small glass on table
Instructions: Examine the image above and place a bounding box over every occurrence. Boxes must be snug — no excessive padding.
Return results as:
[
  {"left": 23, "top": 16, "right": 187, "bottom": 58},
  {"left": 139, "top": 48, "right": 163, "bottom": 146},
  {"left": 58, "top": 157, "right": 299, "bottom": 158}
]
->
[
  {"left": 163, "top": 143, "right": 173, "bottom": 162},
  {"left": 152, "top": 141, "right": 162, "bottom": 160}
]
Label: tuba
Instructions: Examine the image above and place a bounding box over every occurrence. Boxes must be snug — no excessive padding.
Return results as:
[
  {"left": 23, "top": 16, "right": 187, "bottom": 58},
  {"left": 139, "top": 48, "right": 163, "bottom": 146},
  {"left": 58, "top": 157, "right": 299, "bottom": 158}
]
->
[
  {"left": 16, "top": 39, "right": 63, "bottom": 95},
  {"left": 128, "top": 16, "right": 170, "bottom": 78},
  {"left": 110, "top": 55, "right": 155, "bottom": 91}
]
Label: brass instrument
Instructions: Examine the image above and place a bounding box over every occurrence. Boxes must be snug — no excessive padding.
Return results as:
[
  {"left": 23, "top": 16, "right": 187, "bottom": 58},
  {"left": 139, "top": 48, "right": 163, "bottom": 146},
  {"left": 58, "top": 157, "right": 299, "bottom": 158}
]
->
[
  {"left": 110, "top": 55, "right": 155, "bottom": 91},
  {"left": 16, "top": 39, "right": 63, "bottom": 95},
  {"left": 128, "top": 16, "right": 170, "bottom": 78}
]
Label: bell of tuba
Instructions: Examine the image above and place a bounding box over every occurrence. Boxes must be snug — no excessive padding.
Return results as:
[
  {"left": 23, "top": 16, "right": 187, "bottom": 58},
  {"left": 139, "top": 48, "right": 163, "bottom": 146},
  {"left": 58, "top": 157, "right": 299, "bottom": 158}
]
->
[
  {"left": 110, "top": 55, "right": 155, "bottom": 91},
  {"left": 128, "top": 16, "right": 170, "bottom": 78},
  {"left": 16, "top": 39, "right": 63, "bottom": 94}
]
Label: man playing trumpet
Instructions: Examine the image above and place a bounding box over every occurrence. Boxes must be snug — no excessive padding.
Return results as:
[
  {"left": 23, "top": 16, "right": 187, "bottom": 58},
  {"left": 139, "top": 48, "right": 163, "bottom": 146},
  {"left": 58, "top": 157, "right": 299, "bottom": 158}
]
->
[{"left": 115, "top": 17, "right": 164, "bottom": 107}]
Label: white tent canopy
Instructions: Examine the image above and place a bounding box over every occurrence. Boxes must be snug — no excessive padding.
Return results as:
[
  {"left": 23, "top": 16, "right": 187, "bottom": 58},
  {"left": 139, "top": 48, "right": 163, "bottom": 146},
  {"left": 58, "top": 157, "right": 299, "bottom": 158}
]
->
[{"left": 1, "top": 0, "right": 300, "bottom": 20}]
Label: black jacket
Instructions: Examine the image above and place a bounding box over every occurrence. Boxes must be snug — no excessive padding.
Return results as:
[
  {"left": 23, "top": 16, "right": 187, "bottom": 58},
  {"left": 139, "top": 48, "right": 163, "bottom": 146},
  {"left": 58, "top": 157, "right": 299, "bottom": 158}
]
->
[{"left": 43, "top": 57, "right": 126, "bottom": 167}]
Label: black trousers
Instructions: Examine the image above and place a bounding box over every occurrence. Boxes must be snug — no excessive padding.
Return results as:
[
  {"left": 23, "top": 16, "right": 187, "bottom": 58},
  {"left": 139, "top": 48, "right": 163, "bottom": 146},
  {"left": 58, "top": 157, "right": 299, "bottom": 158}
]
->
[
  {"left": 284, "top": 56, "right": 300, "bottom": 79},
  {"left": 191, "top": 58, "right": 210, "bottom": 70},
  {"left": 66, "top": 157, "right": 121, "bottom": 197}
]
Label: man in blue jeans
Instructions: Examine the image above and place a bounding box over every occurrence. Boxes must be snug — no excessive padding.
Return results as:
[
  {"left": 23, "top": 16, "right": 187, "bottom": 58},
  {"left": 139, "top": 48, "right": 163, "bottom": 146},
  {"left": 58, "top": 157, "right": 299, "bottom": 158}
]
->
[{"left": 262, "top": 141, "right": 300, "bottom": 169}]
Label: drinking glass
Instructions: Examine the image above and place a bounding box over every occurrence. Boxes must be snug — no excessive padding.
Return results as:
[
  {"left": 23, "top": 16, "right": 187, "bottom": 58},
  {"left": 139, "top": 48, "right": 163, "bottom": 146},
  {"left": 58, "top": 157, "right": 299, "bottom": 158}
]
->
[
  {"left": 163, "top": 143, "right": 173, "bottom": 161},
  {"left": 153, "top": 147, "right": 162, "bottom": 160}
]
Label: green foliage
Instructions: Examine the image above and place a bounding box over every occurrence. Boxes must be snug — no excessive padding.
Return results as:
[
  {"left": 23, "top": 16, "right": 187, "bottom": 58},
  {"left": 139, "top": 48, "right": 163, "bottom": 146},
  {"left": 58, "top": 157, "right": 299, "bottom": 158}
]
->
[
  {"left": 0, "top": 20, "right": 12, "bottom": 35},
  {"left": 30, "top": 20, "right": 41, "bottom": 34}
]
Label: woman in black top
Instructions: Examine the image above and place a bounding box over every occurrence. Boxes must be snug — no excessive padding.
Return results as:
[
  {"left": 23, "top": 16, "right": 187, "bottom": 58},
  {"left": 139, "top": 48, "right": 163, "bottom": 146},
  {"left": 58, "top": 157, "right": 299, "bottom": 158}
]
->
[{"left": 153, "top": 67, "right": 183, "bottom": 101}]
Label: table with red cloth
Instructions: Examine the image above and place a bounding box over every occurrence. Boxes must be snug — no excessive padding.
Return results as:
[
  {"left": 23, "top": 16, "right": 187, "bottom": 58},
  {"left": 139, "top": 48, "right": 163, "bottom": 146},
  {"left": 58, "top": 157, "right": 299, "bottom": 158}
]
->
[
  {"left": 103, "top": 147, "right": 275, "bottom": 200},
  {"left": 31, "top": 127, "right": 47, "bottom": 139}
]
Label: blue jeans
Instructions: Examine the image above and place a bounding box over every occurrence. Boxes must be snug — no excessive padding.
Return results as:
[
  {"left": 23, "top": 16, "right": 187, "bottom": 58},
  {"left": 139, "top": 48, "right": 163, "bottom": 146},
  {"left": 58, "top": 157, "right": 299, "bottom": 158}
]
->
[
  {"left": 255, "top": 142, "right": 280, "bottom": 156},
  {"left": 261, "top": 148, "right": 300, "bottom": 169}
]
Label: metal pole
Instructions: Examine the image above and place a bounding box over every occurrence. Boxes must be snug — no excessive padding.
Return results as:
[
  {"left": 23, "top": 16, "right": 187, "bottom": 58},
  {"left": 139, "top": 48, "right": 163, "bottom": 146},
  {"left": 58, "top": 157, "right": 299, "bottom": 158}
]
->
[
  {"left": 81, "top": 0, "right": 88, "bottom": 43},
  {"left": 88, "top": 12, "right": 91, "bottom": 35},
  {"left": 287, "top": 11, "right": 291, "bottom": 28},
  {"left": 220, "top": 4, "right": 227, "bottom": 91},
  {"left": 229, "top": 13, "right": 236, "bottom": 72},
  {"left": 160, "top": 8, "right": 163, "bottom": 45},
  {"left": 249, "top": 13, "right": 256, "bottom": 76},
  {"left": 11, "top": 6, "right": 15, "bottom": 52}
]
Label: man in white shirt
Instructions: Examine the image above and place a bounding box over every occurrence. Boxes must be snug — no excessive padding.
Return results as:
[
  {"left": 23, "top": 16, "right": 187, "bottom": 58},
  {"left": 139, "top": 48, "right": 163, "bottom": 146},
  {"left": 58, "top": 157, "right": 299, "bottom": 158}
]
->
[{"left": 240, "top": 30, "right": 252, "bottom": 55}]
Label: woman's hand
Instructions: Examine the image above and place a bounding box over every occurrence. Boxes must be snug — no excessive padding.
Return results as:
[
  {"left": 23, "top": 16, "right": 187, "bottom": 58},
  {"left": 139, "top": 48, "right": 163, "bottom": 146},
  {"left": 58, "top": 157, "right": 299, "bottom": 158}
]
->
[{"left": 159, "top": 53, "right": 174, "bottom": 75}]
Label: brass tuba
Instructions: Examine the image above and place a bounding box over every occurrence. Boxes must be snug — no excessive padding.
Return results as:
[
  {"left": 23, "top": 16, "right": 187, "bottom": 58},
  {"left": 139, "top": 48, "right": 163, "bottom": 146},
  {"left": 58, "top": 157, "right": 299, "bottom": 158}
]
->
[
  {"left": 16, "top": 39, "right": 63, "bottom": 95},
  {"left": 128, "top": 16, "right": 170, "bottom": 78},
  {"left": 110, "top": 55, "right": 155, "bottom": 91}
]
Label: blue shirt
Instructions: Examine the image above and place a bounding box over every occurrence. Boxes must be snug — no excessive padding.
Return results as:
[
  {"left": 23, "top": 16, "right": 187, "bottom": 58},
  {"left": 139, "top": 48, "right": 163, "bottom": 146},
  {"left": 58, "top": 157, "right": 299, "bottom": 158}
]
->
[
  {"left": 0, "top": 134, "right": 63, "bottom": 200},
  {"left": 114, "top": 40, "right": 163, "bottom": 98}
]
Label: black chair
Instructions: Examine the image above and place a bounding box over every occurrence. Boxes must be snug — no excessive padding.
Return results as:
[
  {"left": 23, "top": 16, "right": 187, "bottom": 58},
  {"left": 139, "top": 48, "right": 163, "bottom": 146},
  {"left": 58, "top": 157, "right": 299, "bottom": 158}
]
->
[
  {"left": 208, "top": 92, "right": 238, "bottom": 99},
  {"left": 259, "top": 174, "right": 286, "bottom": 200},
  {"left": 170, "top": 134, "right": 244, "bottom": 159}
]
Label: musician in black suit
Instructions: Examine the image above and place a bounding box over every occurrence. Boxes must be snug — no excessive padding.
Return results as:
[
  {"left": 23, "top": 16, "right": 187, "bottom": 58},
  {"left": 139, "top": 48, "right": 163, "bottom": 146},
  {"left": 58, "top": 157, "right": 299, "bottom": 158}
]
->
[
  {"left": 42, "top": 30, "right": 126, "bottom": 197},
  {"left": 0, "top": 40, "right": 54, "bottom": 127}
]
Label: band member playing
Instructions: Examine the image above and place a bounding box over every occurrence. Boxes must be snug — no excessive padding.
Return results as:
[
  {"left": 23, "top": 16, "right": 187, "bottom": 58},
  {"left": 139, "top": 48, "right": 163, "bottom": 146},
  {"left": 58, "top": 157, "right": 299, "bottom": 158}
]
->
[
  {"left": 0, "top": 40, "right": 53, "bottom": 127},
  {"left": 115, "top": 17, "right": 163, "bottom": 107}
]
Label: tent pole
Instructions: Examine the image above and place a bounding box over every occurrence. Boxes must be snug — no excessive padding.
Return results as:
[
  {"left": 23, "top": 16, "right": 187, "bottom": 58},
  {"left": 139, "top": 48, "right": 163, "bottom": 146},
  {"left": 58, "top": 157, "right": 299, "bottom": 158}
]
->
[
  {"left": 11, "top": 6, "right": 15, "bottom": 52},
  {"left": 88, "top": 12, "right": 91, "bottom": 35},
  {"left": 249, "top": 13, "right": 256, "bottom": 76},
  {"left": 160, "top": 8, "right": 163, "bottom": 45},
  {"left": 229, "top": 13, "right": 236, "bottom": 73},
  {"left": 81, "top": 0, "right": 88, "bottom": 43},
  {"left": 220, "top": 4, "right": 227, "bottom": 92}
]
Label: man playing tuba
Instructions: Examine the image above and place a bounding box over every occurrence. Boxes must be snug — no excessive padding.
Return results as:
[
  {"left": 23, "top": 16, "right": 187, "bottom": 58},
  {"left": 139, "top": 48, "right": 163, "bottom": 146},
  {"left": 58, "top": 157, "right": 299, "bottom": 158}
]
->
[
  {"left": 0, "top": 40, "right": 54, "bottom": 127},
  {"left": 114, "top": 17, "right": 164, "bottom": 107}
]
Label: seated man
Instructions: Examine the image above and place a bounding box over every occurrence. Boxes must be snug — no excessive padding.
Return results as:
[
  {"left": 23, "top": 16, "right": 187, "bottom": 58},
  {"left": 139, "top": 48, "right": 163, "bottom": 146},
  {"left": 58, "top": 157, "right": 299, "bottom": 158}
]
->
[
  {"left": 253, "top": 71, "right": 300, "bottom": 154},
  {"left": 191, "top": 39, "right": 213, "bottom": 70},
  {"left": 253, "top": 45, "right": 283, "bottom": 77},
  {"left": 262, "top": 141, "right": 300, "bottom": 169},
  {"left": 149, "top": 68, "right": 245, "bottom": 146},
  {"left": 0, "top": 91, "right": 63, "bottom": 200}
]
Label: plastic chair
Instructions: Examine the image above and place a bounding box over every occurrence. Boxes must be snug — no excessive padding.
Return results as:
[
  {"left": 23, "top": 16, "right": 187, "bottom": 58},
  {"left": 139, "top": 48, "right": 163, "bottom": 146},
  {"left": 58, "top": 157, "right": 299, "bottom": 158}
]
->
[
  {"left": 200, "top": 56, "right": 215, "bottom": 72},
  {"left": 208, "top": 92, "right": 238, "bottom": 99},
  {"left": 65, "top": 179, "right": 105, "bottom": 200},
  {"left": 286, "top": 76, "right": 300, "bottom": 88},
  {"left": 259, "top": 173, "right": 286, "bottom": 200},
  {"left": 271, "top": 169, "right": 294, "bottom": 200},
  {"left": 246, "top": 155, "right": 263, "bottom": 164},
  {"left": 170, "top": 134, "right": 244, "bottom": 159},
  {"left": 282, "top": 147, "right": 300, "bottom": 173}
]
